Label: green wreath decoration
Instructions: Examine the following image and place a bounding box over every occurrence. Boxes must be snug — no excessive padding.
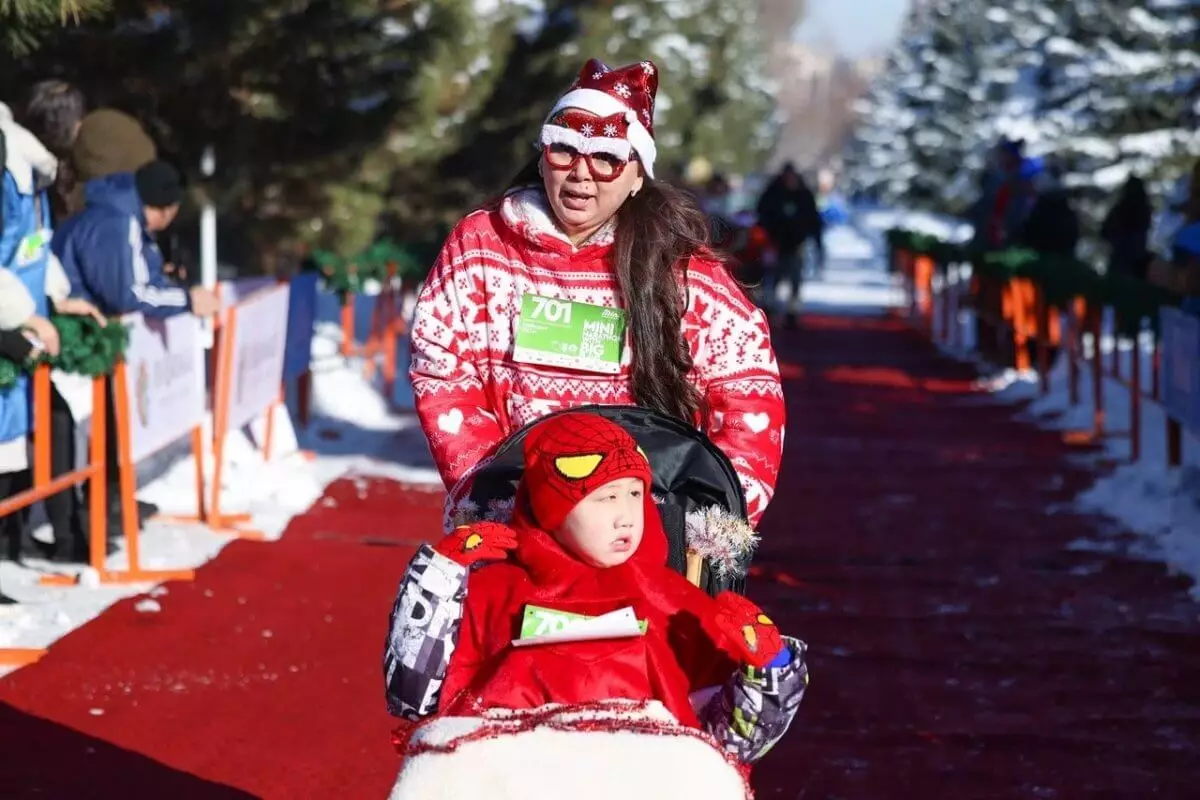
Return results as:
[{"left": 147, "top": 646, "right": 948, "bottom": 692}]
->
[{"left": 0, "top": 315, "right": 130, "bottom": 391}]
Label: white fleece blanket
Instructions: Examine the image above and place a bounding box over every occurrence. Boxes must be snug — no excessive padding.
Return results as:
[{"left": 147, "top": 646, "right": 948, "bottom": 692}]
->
[{"left": 389, "top": 700, "right": 751, "bottom": 800}]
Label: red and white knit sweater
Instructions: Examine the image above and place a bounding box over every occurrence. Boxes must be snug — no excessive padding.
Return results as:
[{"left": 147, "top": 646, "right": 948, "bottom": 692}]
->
[{"left": 409, "top": 188, "right": 785, "bottom": 526}]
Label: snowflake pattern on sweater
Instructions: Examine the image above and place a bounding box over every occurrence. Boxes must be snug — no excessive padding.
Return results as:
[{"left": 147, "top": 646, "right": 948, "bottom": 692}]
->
[{"left": 410, "top": 188, "right": 785, "bottom": 527}]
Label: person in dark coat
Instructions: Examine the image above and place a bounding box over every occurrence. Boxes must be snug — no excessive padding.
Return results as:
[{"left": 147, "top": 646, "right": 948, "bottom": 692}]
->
[
  {"left": 1101, "top": 176, "right": 1153, "bottom": 279},
  {"left": 1021, "top": 164, "right": 1080, "bottom": 259},
  {"left": 755, "top": 162, "right": 824, "bottom": 327}
]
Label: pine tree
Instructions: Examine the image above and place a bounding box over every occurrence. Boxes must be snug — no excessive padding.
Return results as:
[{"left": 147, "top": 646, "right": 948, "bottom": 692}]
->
[
  {"left": 2, "top": 0, "right": 785, "bottom": 263},
  {"left": 569, "top": 0, "right": 778, "bottom": 177},
  {"left": 845, "top": 0, "right": 1199, "bottom": 234},
  {"left": 841, "top": 3, "right": 939, "bottom": 207},
  {"left": 0, "top": 0, "right": 108, "bottom": 56}
]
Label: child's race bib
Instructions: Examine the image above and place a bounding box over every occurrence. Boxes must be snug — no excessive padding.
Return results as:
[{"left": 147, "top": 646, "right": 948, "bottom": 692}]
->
[
  {"left": 512, "top": 294, "right": 626, "bottom": 374},
  {"left": 513, "top": 604, "right": 647, "bottom": 647}
]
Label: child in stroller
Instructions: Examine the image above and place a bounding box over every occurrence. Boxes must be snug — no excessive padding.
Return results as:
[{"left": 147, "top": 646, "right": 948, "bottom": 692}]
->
[{"left": 383, "top": 409, "right": 808, "bottom": 800}]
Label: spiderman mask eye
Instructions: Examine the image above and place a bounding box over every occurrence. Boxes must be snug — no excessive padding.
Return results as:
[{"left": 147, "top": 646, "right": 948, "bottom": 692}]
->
[{"left": 554, "top": 453, "right": 605, "bottom": 480}]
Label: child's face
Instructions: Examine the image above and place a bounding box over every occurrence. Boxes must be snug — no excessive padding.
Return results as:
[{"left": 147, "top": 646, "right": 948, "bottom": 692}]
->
[{"left": 554, "top": 477, "right": 645, "bottom": 567}]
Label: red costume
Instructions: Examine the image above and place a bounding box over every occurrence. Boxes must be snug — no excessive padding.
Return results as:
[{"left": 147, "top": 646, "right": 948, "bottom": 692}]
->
[{"left": 436, "top": 414, "right": 745, "bottom": 726}]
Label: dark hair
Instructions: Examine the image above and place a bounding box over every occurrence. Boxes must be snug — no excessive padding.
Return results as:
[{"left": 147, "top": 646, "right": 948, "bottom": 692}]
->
[
  {"left": 506, "top": 157, "right": 728, "bottom": 423},
  {"left": 21, "top": 80, "right": 86, "bottom": 157}
]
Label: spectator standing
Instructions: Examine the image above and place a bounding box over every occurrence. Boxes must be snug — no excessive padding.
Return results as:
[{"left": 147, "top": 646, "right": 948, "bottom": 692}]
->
[
  {"left": 1021, "top": 162, "right": 1080, "bottom": 259},
  {"left": 1100, "top": 176, "right": 1153, "bottom": 279},
  {"left": 1, "top": 106, "right": 107, "bottom": 562},
  {"left": 52, "top": 159, "right": 219, "bottom": 537}
]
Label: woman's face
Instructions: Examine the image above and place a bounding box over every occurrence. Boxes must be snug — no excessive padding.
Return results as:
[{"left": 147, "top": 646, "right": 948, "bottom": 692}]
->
[{"left": 541, "top": 110, "right": 644, "bottom": 243}]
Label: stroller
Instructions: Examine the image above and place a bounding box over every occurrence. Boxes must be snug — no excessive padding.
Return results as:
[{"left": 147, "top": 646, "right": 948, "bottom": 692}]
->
[
  {"left": 391, "top": 406, "right": 764, "bottom": 800},
  {"left": 443, "top": 404, "right": 756, "bottom": 597}
]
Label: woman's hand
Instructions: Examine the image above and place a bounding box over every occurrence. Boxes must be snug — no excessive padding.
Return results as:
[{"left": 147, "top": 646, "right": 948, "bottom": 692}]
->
[
  {"left": 52, "top": 297, "right": 108, "bottom": 326},
  {"left": 21, "top": 315, "right": 60, "bottom": 357},
  {"left": 433, "top": 522, "right": 519, "bottom": 568}
]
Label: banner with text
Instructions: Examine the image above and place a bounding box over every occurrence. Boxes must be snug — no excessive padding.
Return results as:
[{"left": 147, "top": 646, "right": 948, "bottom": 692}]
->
[
  {"left": 122, "top": 313, "right": 207, "bottom": 462},
  {"left": 227, "top": 284, "right": 290, "bottom": 431}
]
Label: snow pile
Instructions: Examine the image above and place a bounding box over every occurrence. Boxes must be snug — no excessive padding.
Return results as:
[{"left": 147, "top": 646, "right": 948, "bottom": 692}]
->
[{"left": 0, "top": 304, "right": 439, "bottom": 673}]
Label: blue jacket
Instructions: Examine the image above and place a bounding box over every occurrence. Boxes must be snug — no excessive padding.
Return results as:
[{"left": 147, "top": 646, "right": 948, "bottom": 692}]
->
[
  {"left": 52, "top": 173, "right": 190, "bottom": 319},
  {"left": 0, "top": 168, "right": 50, "bottom": 447}
]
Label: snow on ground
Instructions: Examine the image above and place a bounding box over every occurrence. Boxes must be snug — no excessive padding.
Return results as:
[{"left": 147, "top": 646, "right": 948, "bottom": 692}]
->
[
  {"left": 928, "top": 268, "right": 1200, "bottom": 599},
  {"left": 0, "top": 293, "right": 438, "bottom": 674},
  {"left": 789, "top": 222, "right": 906, "bottom": 315}
]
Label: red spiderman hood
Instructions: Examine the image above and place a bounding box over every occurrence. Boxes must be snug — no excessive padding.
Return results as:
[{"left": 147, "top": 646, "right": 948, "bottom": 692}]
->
[
  {"left": 509, "top": 482, "right": 668, "bottom": 594},
  {"left": 499, "top": 186, "right": 617, "bottom": 260}
]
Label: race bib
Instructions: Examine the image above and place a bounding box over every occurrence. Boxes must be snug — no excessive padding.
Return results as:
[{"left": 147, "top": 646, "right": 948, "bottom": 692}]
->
[
  {"left": 15, "top": 229, "right": 50, "bottom": 267},
  {"left": 515, "top": 604, "right": 647, "bottom": 648},
  {"left": 513, "top": 294, "right": 626, "bottom": 374}
]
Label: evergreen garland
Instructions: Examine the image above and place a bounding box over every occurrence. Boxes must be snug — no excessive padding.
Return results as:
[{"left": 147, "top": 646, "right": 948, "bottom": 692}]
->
[
  {"left": 0, "top": 315, "right": 129, "bottom": 391},
  {"left": 888, "top": 229, "right": 1188, "bottom": 339},
  {"left": 308, "top": 237, "right": 440, "bottom": 297}
]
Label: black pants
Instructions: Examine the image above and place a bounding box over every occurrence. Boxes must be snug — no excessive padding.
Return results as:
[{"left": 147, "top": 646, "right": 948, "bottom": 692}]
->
[
  {"left": 4, "top": 384, "right": 89, "bottom": 559},
  {"left": 46, "top": 384, "right": 87, "bottom": 553},
  {"left": 0, "top": 470, "right": 26, "bottom": 546}
]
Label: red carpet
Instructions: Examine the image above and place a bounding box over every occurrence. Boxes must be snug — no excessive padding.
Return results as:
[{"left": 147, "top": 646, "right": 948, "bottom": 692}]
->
[{"left": 4, "top": 313, "right": 1200, "bottom": 798}]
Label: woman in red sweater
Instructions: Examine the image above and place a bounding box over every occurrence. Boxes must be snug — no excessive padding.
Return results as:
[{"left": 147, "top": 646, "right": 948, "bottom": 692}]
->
[{"left": 410, "top": 59, "right": 785, "bottom": 528}]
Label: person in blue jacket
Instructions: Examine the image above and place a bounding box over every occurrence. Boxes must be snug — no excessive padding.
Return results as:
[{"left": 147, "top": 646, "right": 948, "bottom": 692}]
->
[
  {"left": 52, "top": 159, "right": 219, "bottom": 319},
  {"left": 50, "top": 159, "right": 219, "bottom": 539},
  {"left": 1, "top": 109, "right": 107, "bottom": 562}
]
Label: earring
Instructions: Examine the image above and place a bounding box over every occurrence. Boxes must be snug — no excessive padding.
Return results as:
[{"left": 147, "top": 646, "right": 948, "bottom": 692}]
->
[{"left": 630, "top": 188, "right": 639, "bottom": 198}]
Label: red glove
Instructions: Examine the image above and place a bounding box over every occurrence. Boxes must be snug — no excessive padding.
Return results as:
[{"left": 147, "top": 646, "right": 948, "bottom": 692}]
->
[
  {"left": 433, "top": 522, "right": 519, "bottom": 568},
  {"left": 712, "top": 591, "right": 785, "bottom": 669}
]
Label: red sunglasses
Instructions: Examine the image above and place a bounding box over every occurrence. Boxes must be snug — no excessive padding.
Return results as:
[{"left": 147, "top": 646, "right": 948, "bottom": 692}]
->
[{"left": 542, "top": 143, "right": 634, "bottom": 182}]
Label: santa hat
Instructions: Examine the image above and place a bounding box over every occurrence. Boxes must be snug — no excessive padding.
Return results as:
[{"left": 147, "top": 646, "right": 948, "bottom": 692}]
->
[
  {"left": 521, "top": 413, "right": 652, "bottom": 534},
  {"left": 542, "top": 58, "right": 659, "bottom": 178}
]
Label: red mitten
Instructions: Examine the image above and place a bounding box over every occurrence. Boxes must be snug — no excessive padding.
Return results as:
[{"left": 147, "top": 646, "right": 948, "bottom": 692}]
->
[
  {"left": 712, "top": 591, "right": 785, "bottom": 669},
  {"left": 433, "top": 522, "right": 519, "bottom": 568}
]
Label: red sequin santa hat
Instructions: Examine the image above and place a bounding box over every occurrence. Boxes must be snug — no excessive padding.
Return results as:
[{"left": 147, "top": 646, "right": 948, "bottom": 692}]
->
[{"left": 541, "top": 58, "right": 660, "bottom": 178}]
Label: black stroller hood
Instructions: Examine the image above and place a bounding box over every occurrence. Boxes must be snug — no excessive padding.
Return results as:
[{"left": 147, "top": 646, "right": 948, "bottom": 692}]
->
[{"left": 452, "top": 405, "right": 750, "bottom": 595}]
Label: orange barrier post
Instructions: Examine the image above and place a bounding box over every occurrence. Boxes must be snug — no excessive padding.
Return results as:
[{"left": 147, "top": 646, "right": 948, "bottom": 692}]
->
[
  {"left": 206, "top": 307, "right": 265, "bottom": 540},
  {"left": 339, "top": 266, "right": 405, "bottom": 392},
  {"left": 938, "top": 265, "right": 951, "bottom": 345},
  {"left": 107, "top": 360, "right": 197, "bottom": 583},
  {"left": 341, "top": 296, "right": 355, "bottom": 358},
  {"left": 1096, "top": 314, "right": 1162, "bottom": 464},
  {"left": 1067, "top": 298, "right": 1084, "bottom": 407},
  {"left": 1034, "top": 283, "right": 1051, "bottom": 395},
  {"left": 41, "top": 362, "right": 197, "bottom": 587},
  {"left": 913, "top": 255, "right": 934, "bottom": 335},
  {"left": 1090, "top": 304, "right": 1105, "bottom": 437},
  {"left": 1003, "top": 279, "right": 1032, "bottom": 372},
  {"left": 1130, "top": 326, "right": 1142, "bottom": 462},
  {"left": 0, "top": 366, "right": 108, "bottom": 664}
]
